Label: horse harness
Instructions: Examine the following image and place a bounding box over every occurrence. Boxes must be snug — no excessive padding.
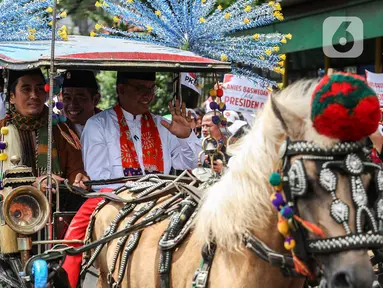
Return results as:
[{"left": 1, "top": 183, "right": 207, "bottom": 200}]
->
[
  {"left": 193, "top": 139, "right": 383, "bottom": 287},
  {"left": 81, "top": 175, "right": 202, "bottom": 288},
  {"left": 80, "top": 136, "right": 383, "bottom": 288}
]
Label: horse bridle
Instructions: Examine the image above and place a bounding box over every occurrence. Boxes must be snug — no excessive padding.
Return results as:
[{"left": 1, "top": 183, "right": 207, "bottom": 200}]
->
[{"left": 194, "top": 139, "right": 383, "bottom": 287}]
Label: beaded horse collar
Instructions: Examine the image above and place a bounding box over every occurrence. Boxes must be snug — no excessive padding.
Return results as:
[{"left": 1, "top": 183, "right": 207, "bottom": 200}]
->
[{"left": 268, "top": 137, "right": 383, "bottom": 278}]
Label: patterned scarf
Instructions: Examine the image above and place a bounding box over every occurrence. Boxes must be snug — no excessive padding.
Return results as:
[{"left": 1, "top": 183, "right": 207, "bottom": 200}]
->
[
  {"left": 114, "top": 105, "right": 164, "bottom": 176},
  {"left": 9, "top": 105, "right": 62, "bottom": 176}
]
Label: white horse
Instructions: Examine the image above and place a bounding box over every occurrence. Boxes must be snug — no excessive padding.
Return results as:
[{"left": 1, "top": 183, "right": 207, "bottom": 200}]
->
[{"left": 91, "top": 78, "right": 375, "bottom": 288}]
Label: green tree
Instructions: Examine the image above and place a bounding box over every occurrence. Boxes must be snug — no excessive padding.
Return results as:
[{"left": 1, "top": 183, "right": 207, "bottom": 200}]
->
[{"left": 96, "top": 71, "right": 117, "bottom": 110}]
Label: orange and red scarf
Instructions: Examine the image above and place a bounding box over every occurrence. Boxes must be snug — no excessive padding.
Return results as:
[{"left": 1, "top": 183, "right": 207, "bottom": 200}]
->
[{"left": 114, "top": 105, "right": 164, "bottom": 176}]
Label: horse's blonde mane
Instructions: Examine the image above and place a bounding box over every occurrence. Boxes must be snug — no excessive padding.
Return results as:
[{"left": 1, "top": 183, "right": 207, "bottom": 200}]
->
[{"left": 194, "top": 78, "right": 338, "bottom": 251}]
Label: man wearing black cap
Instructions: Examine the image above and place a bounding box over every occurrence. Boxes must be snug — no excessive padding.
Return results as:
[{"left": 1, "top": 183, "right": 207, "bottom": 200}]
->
[
  {"left": 82, "top": 71, "right": 201, "bottom": 179},
  {"left": 61, "top": 70, "right": 101, "bottom": 137},
  {"left": 63, "top": 71, "right": 202, "bottom": 287},
  {"left": 0, "top": 68, "right": 89, "bottom": 198}
]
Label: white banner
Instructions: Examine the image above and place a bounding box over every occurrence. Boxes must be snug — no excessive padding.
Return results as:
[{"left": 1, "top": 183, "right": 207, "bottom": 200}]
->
[
  {"left": 180, "top": 72, "right": 202, "bottom": 95},
  {"left": 221, "top": 74, "right": 270, "bottom": 114},
  {"left": 366, "top": 70, "right": 383, "bottom": 106}
]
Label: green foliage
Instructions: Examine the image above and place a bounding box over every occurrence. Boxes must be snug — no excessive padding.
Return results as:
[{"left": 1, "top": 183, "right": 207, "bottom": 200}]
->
[
  {"left": 151, "top": 73, "right": 173, "bottom": 115},
  {"left": 96, "top": 71, "right": 117, "bottom": 110}
]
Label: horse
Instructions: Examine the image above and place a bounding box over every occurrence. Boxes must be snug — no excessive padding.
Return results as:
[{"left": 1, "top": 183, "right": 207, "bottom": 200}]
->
[{"left": 88, "top": 77, "right": 379, "bottom": 288}]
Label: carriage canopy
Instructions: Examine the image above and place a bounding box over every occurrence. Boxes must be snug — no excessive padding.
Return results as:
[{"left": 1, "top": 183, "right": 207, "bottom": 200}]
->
[{"left": 0, "top": 35, "right": 231, "bottom": 72}]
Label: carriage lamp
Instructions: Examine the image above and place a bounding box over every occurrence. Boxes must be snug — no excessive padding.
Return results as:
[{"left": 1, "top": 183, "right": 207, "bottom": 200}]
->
[{"left": 3, "top": 186, "right": 50, "bottom": 235}]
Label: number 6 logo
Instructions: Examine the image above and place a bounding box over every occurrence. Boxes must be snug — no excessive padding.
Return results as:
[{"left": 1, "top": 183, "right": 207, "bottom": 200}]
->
[{"left": 323, "top": 16, "right": 364, "bottom": 58}]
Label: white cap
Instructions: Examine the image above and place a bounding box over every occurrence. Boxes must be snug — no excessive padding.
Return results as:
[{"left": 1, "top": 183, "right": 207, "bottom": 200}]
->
[
  {"left": 228, "top": 120, "right": 248, "bottom": 136},
  {"left": 223, "top": 110, "right": 240, "bottom": 124},
  {"left": 186, "top": 108, "right": 197, "bottom": 120}
]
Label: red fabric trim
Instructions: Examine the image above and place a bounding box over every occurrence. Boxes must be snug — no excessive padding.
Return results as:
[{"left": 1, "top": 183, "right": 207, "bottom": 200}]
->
[{"left": 56, "top": 52, "right": 221, "bottom": 63}]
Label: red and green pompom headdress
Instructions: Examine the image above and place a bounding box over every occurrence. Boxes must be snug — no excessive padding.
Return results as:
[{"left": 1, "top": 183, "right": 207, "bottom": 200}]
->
[{"left": 311, "top": 73, "right": 380, "bottom": 141}]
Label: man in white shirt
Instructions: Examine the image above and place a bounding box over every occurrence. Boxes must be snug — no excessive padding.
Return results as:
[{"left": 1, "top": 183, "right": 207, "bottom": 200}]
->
[
  {"left": 63, "top": 71, "right": 201, "bottom": 288},
  {"left": 81, "top": 71, "right": 201, "bottom": 182}
]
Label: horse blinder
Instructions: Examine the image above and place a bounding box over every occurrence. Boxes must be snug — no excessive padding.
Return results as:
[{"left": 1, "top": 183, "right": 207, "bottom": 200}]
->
[{"left": 281, "top": 140, "right": 383, "bottom": 257}]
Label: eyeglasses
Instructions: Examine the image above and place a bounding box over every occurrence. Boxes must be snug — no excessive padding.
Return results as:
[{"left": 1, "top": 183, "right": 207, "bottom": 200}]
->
[{"left": 127, "top": 82, "right": 157, "bottom": 95}]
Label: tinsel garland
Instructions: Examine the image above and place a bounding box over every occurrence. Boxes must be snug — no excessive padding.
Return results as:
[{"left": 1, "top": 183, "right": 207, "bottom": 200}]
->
[
  {"left": 92, "top": 0, "right": 291, "bottom": 89},
  {"left": 0, "top": 0, "right": 68, "bottom": 41}
]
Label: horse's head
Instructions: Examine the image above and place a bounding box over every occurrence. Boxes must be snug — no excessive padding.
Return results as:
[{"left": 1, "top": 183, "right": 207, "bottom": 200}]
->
[{"left": 272, "top": 74, "right": 382, "bottom": 288}]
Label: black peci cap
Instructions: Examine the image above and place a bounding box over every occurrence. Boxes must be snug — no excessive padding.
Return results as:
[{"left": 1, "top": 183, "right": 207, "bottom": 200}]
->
[
  {"left": 116, "top": 71, "right": 156, "bottom": 85},
  {"left": 8, "top": 69, "right": 45, "bottom": 90},
  {"left": 62, "top": 70, "right": 98, "bottom": 90}
]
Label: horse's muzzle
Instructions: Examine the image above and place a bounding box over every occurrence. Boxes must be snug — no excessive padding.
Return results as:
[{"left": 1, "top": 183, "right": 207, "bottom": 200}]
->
[{"left": 321, "top": 251, "right": 375, "bottom": 288}]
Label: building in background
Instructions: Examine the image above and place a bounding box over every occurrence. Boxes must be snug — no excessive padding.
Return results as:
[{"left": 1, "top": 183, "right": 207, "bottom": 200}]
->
[{"left": 249, "top": 0, "right": 383, "bottom": 85}]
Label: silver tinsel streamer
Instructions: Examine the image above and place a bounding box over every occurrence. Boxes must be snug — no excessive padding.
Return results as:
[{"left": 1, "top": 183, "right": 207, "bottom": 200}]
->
[
  {"left": 0, "top": 0, "right": 67, "bottom": 41},
  {"left": 93, "top": 0, "right": 291, "bottom": 88}
]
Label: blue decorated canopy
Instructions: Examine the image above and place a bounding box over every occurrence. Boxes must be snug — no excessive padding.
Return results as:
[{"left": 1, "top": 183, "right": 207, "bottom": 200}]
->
[
  {"left": 0, "top": 35, "right": 231, "bottom": 72},
  {"left": 92, "top": 0, "right": 291, "bottom": 89},
  {"left": 0, "top": 0, "right": 68, "bottom": 42}
]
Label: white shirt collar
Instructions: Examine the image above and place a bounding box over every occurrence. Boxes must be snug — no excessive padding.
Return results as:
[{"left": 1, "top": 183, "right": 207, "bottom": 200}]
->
[
  {"left": 74, "top": 124, "right": 84, "bottom": 136},
  {"left": 121, "top": 107, "right": 142, "bottom": 121}
]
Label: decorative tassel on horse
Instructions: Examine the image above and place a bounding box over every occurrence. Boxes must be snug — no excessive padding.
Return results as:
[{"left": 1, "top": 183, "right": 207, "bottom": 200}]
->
[{"left": 269, "top": 172, "right": 324, "bottom": 279}]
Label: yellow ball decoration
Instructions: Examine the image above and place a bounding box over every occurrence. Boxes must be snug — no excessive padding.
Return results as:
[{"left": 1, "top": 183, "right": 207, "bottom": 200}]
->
[
  {"left": 95, "top": 23, "right": 103, "bottom": 30},
  {"left": 209, "top": 89, "right": 217, "bottom": 97},
  {"left": 1, "top": 127, "right": 9, "bottom": 135},
  {"left": 284, "top": 238, "right": 296, "bottom": 250},
  {"left": 146, "top": 25, "right": 153, "bottom": 33},
  {"left": 0, "top": 153, "right": 8, "bottom": 161},
  {"left": 277, "top": 219, "right": 289, "bottom": 235},
  {"left": 274, "top": 3, "right": 282, "bottom": 10},
  {"left": 220, "top": 54, "right": 228, "bottom": 62}
]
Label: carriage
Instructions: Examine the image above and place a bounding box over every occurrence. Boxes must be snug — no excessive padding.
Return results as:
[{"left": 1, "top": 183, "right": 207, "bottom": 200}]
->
[
  {"left": 0, "top": 34, "right": 231, "bottom": 287},
  {"left": 2, "top": 35, "right": 383, "bottom": 288},
  {"left": 2, "top": 0, "right": 383, "bottom": 287}
]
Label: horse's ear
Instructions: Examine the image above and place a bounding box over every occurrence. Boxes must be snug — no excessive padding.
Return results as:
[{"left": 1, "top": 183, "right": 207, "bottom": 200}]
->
[{"left": 270, "top": 96, "right": 304, "bottom": 138}]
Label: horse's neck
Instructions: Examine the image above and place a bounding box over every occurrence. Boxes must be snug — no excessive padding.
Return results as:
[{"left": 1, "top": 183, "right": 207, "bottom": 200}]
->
[{"left": 209, "top": 216, "right": 304, "bottom": 288}]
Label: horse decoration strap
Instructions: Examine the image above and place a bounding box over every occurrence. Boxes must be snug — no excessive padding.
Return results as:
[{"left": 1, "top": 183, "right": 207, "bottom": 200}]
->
[
  {"left": 80, "top": 173, "right": 200, "bottom": 288},
  {"left": 265, "top": 73, "right": 383, "bottom": 280}
]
